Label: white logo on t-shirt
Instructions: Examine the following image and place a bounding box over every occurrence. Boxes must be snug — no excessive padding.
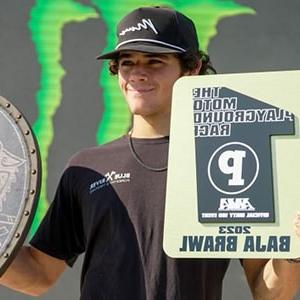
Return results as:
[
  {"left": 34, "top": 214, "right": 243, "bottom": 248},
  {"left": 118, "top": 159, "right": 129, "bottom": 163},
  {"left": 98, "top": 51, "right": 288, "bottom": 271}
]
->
[{"left": 89, "top": 170, "right": 131, "bottom": 194}]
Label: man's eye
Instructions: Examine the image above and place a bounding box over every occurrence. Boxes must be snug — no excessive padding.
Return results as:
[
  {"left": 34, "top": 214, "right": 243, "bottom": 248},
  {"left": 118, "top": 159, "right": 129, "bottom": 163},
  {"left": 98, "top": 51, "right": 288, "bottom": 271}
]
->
[
  {"left": 120, "top": 60, "right": 134, "bottom": 66},
  {"left": 149, "top": 59, "right": 163, "bottom": 65}
]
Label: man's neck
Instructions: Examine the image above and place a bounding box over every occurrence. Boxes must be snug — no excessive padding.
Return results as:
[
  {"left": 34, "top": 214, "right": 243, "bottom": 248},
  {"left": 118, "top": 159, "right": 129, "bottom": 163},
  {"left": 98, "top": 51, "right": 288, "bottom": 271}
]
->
[{"left": 130, "top": 115, "right": 170, "bottom": 138}]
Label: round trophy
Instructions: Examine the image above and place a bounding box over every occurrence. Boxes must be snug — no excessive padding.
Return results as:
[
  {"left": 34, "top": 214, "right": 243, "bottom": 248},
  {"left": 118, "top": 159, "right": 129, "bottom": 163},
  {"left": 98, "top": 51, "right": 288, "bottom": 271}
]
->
[{"left": 0, "top": 96, "right": 41, "bottom": 275}]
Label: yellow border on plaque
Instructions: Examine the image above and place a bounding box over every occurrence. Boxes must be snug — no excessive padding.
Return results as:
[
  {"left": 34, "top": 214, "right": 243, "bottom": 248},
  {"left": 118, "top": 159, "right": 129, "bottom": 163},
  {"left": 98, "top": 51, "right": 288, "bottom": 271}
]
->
[{"left": 163, "top": 70, "right": 300, "bottom": 258}]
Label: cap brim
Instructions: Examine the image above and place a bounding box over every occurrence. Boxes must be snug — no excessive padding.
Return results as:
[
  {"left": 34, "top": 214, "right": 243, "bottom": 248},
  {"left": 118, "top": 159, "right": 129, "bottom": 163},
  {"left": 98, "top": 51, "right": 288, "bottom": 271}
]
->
[{"left": 96, "top": 43, "right": 183, "bottom": 60}]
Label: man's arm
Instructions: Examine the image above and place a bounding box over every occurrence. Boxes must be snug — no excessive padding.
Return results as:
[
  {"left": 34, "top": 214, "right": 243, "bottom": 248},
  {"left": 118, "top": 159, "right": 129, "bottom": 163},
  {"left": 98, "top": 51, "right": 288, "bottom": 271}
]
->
[
  {"left": 243, "top": 258, "right": 300, "bottom": 300},
  {"left": 0, "top": 246, "right": 67, "bottom": 296},
  {"left": 243, "top": 214, "right": 300, "bottom": 299}
]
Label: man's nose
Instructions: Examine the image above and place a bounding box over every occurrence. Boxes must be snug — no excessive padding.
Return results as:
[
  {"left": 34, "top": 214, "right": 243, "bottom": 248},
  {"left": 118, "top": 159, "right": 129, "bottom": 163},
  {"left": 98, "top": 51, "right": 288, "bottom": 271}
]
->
[{"left": 129, "top": 65, "right": 148, "bottom": 82}]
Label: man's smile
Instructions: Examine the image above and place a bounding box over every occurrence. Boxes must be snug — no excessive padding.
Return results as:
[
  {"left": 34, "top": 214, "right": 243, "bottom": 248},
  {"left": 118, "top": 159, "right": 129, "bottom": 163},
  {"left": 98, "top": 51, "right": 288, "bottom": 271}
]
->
[{"left": 127, "top": 86, "right": 155, "bottom": 93}]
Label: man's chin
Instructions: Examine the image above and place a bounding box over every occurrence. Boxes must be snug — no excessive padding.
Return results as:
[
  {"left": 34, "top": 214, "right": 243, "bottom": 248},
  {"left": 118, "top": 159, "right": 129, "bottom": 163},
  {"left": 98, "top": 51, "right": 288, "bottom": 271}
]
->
[{"left": 129, "top": 108, "right": 153, "bottom": 117}]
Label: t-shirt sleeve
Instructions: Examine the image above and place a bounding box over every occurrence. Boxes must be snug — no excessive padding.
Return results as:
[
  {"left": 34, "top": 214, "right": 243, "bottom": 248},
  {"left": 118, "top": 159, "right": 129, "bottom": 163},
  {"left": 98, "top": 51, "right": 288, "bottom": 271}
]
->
[{"left": 30, "top": 167, "right": 85, "bottom": 267}]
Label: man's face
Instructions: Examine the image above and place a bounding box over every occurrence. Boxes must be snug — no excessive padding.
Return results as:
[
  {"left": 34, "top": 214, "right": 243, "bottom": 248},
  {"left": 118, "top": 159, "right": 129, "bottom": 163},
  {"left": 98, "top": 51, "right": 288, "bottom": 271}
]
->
[{"left": 118, "top": 51, "right": 184, "bottom": 119}]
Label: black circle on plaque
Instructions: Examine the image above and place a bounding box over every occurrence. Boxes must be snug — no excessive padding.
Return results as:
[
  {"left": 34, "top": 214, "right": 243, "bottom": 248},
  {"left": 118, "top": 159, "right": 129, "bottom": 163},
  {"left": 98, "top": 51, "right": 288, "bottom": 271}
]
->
[{"left": 208, "top": 141, "right": 259, "bottom": 195}]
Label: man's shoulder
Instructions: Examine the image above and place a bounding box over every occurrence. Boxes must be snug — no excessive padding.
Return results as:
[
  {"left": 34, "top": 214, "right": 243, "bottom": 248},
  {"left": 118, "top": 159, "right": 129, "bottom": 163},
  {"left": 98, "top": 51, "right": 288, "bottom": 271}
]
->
[{"left": 68, "top": 135, "right": 128, "bottom": 167}]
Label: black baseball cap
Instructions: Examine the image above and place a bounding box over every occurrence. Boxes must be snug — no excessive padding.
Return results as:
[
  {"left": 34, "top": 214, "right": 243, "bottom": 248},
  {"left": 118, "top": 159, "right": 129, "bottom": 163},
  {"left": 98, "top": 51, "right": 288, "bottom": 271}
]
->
[{"left": 97, "top": 6, "right": 200, "bottom": 59}]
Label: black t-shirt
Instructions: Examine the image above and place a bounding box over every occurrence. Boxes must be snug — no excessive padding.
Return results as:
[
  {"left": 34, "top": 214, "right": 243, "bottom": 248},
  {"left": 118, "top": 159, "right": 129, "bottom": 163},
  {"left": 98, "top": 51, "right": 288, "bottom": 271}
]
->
[{"left": 30, "top": 136, "right": 230, "bottom": 300}]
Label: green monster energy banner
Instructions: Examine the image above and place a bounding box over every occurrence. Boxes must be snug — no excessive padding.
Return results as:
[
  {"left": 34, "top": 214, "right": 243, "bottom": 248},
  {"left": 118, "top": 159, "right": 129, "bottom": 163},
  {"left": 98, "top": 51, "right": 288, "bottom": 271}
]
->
[
  {"left": 163, "top": 70, "right": 300, "bottom": 258},
  {"left": 13, "top": 0, "right": 255, "bottom": 238}
]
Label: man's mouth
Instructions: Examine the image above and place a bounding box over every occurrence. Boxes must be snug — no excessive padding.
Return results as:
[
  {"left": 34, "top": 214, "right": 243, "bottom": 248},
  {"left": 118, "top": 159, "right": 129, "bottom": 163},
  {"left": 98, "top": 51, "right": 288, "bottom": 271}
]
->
[{"left": 127, "top": 86, "right": 155, "bottom": 93}]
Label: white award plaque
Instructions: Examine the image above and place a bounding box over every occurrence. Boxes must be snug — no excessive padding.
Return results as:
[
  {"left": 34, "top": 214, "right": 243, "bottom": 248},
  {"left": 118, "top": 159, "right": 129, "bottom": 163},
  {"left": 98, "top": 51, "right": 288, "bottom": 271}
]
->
[{"left": 164, "top": 70, "right": 300, "bottom": 258}]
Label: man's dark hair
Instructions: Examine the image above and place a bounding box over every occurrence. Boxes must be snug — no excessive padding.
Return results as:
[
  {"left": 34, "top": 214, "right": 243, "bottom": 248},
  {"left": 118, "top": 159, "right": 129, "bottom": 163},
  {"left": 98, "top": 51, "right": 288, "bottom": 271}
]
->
[
  {"left": 108, "top": 50, "right": 216, "bottom": 76},
  {"left": 177, "top": 50, "right": 216, "bottom": 75}
]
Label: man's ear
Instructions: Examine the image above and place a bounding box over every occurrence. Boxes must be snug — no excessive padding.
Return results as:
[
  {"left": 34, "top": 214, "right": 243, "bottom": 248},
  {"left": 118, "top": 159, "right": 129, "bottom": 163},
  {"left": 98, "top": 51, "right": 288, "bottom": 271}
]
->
[
  {"left": 192, "top": 60, "right": 202, "bottom": 75},
  {"left": 185, "top": 60, "right": 202, "bottom": 76}
]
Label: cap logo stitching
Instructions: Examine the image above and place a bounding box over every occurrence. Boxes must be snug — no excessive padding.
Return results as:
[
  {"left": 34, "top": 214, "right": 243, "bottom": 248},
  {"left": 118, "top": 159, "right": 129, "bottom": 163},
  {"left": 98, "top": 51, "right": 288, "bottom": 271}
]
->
[{"left": 119, "top": 19, "right": 158, "bottom": 36}]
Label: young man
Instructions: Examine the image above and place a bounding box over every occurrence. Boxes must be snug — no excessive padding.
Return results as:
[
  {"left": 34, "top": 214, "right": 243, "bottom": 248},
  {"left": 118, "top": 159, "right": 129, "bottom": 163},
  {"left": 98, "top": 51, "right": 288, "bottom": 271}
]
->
[{"left": 1, "top": 6, "right": 300, "bottom": 300}]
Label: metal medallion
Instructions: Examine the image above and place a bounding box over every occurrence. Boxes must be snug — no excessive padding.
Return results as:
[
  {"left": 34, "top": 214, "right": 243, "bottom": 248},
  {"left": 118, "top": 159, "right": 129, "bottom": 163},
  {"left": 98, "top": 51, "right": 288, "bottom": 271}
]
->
[{"left": 0, "top": 96, "right": 41, "bottom": 275}]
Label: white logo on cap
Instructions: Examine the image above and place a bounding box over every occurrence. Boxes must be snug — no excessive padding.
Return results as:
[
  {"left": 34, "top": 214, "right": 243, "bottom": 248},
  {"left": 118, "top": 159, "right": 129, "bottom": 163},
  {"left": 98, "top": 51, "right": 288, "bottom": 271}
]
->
[{"left": 119, "top": 18, "right": 158, "bottom": 36}]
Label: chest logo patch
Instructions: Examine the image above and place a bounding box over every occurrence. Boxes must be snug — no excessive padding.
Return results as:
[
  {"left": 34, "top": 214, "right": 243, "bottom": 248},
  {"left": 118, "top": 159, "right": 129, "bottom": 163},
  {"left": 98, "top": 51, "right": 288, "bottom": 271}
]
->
[{"left": 89, "top": 170, "right": 131, "bottom": 194}]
